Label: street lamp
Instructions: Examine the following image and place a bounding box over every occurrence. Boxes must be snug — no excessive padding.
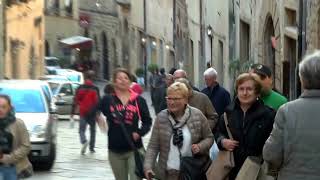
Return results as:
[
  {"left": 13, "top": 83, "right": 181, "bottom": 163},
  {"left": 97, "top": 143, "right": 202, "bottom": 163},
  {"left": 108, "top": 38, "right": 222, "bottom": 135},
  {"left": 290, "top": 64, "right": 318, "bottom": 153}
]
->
[
  {"left": 207, "top": 25, "right": 213, "bottom": 66},
  {"left": 207, "top": 25, "right": 213, "bottom": 37}
]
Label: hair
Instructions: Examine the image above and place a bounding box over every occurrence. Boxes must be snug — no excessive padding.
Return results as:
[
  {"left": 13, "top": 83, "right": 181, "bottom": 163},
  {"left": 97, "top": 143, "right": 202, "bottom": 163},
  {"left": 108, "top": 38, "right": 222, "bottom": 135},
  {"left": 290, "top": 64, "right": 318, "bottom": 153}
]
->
[
  {"left": 0, "top": 94, "right": 12, "bottom": 108},
  {"left": 84, "top": 70, "right": 95, "bottom": 80},
  {"left": 160, "top": 68, "right": 165, "bottom": 75},
  {"left": 169, "top": 67, "right": 177, "bottom": 75},
  {"left": 235, "top": 73, "right": 263, "bottom": 95},
  {"left": 203, "top": 67, "right": 218, "bottom": 78},
  {"left": 174, "top": 78, "right": 192, "bottom": 92},
  {"left": 103, "top": 83, "right": 115, "bottom": 95},
  {"left": 112, "top": 68, "right": 131, "bottom": 83},
  {"left": 167, "top": 82, "right": 189, "bottom": 99},
  {"left": 299, "top": 51, "right": 320, "bottom": 89},
  {"left": 129, "top": 73, "right": 137, "bottom": 83},
  {"left": 173, "top": 69, "right": 187, "bottom": 78}
]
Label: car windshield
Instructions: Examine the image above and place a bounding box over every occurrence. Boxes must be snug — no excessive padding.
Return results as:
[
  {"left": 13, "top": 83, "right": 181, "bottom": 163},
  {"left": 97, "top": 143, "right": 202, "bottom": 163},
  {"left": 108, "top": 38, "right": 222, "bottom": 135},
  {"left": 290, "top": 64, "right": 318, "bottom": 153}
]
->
[
  {"left": 48, "top": 82, "right": 60, "bottom": 95},
  {"left": 41, "top": 84, "right": 52, "bottom": 103},
  {"left": 0, "top": 88, "right": 46, "bottom": 113},
  {"left": 66, "top": 74, "right": 80, "bottom": 83},
  {"left": 46, "top": 59, "right": 59, "bottom": 66}
]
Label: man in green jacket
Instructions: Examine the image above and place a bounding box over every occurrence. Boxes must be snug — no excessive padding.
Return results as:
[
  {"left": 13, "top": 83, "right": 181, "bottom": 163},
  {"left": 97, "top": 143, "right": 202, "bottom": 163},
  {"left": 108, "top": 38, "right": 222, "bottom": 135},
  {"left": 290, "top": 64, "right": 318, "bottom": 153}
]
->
[{"left": 250, "top": 64, "right": 287, "bottom": 110}]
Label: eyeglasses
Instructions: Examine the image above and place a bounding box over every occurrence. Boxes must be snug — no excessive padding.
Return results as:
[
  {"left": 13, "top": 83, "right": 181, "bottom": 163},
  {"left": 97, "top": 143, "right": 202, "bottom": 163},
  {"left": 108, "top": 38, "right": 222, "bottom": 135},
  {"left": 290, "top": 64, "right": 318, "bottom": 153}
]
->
[{"left": 165, "top": 97, "right": 184, "bottom": 101}]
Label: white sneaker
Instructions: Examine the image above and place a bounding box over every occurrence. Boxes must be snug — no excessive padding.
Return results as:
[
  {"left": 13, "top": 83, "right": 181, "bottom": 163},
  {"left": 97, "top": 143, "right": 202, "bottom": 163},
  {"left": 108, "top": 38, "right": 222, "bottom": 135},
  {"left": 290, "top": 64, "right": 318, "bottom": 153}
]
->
[{"left": 81, "top": 142, "right": 88, "bottom": 155}]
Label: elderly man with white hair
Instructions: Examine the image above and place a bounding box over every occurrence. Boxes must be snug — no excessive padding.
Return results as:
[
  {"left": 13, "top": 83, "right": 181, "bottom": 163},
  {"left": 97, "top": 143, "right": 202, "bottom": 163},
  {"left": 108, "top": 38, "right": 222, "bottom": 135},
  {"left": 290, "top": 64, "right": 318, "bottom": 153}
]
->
[
  {"left": 263, "top": 51, "right": 320, "bottom": 180},
  {"left": 201, "top": 67, "right": 231, "bottom": 117}
]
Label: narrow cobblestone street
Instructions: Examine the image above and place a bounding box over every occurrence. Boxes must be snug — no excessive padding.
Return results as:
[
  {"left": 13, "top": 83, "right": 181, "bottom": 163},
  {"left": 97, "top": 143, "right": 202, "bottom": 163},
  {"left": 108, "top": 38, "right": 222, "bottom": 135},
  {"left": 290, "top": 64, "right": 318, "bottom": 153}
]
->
[{"left": 31, "top": 86, "right": 155, "bottom": 180}]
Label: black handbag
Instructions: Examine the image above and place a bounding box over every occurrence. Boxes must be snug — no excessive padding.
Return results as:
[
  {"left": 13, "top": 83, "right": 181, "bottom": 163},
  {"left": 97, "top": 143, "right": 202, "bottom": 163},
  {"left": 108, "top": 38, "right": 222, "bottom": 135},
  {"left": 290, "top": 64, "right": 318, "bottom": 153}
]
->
[
  {"left": 179, "top": 154, "right": 211, "bottom": 180},
  {"left": 167, "top": 109, "right": 211, "bottom": 180}
]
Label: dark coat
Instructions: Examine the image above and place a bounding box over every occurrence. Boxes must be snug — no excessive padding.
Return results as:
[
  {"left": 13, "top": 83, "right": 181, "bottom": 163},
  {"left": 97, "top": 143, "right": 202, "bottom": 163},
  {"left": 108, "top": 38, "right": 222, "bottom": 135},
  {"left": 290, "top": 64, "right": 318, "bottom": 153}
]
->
[
  {"left": 215, "top": 98, "right": 275, "bottom": 180},
  {"left": 201, "top": 84, "right": 231, "bottom": 117}
]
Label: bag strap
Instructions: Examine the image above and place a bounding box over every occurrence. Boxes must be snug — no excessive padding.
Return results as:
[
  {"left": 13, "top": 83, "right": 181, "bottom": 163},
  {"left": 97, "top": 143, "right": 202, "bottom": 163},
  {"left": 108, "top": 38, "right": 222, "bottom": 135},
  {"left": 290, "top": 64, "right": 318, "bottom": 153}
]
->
[
  {"left": 111, "top": 96, "right": 138, "bottom": 151},
  {"left": 223, "top": 113, "right": 234, "bottom": 140},
  {"left": 135, "top": 99, "right": 141, "bottom": 120}
]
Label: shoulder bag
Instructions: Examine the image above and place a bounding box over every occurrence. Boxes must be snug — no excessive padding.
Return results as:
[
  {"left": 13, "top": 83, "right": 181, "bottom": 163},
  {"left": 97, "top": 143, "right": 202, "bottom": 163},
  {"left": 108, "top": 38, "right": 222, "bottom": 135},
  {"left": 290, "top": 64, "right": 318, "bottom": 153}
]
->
[
  {"left": 206, "top": 113, "right": 235, "bottom": 180},
  {"left": 111, "top": 97, "right": 146, "bottom": 179}
]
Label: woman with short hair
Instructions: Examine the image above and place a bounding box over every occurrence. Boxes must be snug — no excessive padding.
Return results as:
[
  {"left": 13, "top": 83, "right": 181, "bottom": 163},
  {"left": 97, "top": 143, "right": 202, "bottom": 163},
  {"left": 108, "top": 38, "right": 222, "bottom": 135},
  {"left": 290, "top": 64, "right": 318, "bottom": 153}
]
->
[
  {"left": 144, "top": 82, "right": 213, "bottom": 180},
  {"left": 263, "top": 51, "right": 320, "bottom": 180},
  {"left": 214, "top": 73, "right": 275, "bottom": 180},
  {"left": 0, "top": 95, "right": 32, "bottom": 179}
]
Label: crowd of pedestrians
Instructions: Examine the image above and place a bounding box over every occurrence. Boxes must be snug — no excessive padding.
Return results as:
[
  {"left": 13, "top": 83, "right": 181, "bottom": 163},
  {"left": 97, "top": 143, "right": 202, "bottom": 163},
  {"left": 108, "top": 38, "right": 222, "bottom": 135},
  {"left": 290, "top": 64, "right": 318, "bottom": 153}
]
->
[
  {"left": 1, "top": 50, "right": 320, "bottom": 180},
  {"left": 70, "top": 50, "right": 319, "bottom": 180}
]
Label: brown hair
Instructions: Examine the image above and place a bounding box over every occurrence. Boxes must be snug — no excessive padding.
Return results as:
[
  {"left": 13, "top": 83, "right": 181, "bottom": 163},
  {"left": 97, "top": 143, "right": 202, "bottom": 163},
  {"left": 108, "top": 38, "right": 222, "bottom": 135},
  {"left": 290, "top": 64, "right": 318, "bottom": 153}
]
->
[
  {"left": 235, "top": 73, "right": 262, "bottom": 95},
  {"left": 0, "top": 94, "right": 13, "bottom": 109},
  {"left": 112, "top": 68, "right": 131, "bottom": 83}
]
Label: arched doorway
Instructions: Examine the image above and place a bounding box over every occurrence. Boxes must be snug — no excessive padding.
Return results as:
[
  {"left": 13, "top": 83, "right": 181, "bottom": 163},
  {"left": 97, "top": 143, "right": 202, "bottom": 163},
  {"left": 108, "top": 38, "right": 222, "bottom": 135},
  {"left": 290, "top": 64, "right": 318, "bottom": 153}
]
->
[
  {"left": 263, "top": 15, "right": 276, "bottom": 81},
  {"left": 102, "top": 32, "right": 109, "bottom": 80}
]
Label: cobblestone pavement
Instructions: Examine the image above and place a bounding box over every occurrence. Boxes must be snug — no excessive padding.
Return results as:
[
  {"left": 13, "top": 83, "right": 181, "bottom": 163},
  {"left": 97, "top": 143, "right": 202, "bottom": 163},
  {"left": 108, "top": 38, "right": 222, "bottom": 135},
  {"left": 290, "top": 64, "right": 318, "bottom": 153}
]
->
[{"left": 31, "top": 84, "right": 155, "bottom": 180}]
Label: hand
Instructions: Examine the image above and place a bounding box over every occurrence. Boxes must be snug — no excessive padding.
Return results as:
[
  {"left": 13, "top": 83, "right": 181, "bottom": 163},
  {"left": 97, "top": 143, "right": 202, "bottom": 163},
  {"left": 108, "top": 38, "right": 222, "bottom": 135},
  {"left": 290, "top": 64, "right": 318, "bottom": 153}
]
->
[
  {"left": 132, "top": 132, "right": 141, "bottom": 142},
  {"left": 222, "top": 139, "right": 239, "bottom": 151},
  {"left": 145, "top": 170, "right": 155, "bottom": 180},
  {"left": 191, "top": 144, "right": 201, "bottom": 154}
]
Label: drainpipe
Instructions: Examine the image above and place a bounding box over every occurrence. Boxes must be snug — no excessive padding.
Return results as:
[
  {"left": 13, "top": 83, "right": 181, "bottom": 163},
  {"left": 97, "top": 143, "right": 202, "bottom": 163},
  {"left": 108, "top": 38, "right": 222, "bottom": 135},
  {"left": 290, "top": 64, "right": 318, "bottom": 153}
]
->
[
  {"left": 297, "top": 0, "right": 307, "bottom": 98},
  {"left": 1, "top": 0, "right": 6, "bottom": 79},
  {"left": 143, "top": 0, "right": 147, "bottom": 86},
  {"left": 173, "top": 0, "right": 176, "bottom": 68}
]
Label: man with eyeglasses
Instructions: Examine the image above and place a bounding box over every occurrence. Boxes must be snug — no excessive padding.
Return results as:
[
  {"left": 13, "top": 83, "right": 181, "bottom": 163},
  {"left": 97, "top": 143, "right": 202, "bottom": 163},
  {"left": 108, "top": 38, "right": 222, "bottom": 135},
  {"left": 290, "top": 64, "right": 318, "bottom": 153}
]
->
[{"left": 250, "top": 64, "right": 287, "bottom": 110}]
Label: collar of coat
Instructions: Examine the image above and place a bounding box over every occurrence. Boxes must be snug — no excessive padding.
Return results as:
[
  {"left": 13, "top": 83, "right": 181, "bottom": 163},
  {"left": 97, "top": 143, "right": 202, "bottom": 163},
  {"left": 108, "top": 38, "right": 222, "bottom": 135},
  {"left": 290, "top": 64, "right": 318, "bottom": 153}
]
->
[{"left": 300, "top": 89, "right": 320, "bottom": 98}]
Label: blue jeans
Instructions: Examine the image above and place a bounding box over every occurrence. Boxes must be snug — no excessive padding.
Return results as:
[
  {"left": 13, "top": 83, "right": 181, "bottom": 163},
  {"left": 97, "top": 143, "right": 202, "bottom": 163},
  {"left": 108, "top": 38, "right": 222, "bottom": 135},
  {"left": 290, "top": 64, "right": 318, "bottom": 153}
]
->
[
  {"left": 0, "top": 166, "right": 17, "bottom": 180},
  {"left": 79, "top": 117, "right": 96, "bottom": 150}
]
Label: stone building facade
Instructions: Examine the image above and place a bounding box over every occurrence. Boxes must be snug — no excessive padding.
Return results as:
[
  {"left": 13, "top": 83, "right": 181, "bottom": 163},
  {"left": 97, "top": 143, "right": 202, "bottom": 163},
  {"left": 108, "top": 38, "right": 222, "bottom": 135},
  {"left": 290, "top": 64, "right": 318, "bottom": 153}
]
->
[
  {"left": 226, "top": 0, "right": 299, "bottom": 99},
  {"left": 78, "top": 0, "right": 121, "bottom": 80},
  {"left": 306, "top": 1, "right": 320, "bottom": 54},
  {"left": 0, "top": 2, "right": 3, "bottom": 78},
  {"left": 3, "top": 0, "right": 45, "bottom": 79},
  {"left": 45, "top": 0, "right": 79, "bottom": 64}
]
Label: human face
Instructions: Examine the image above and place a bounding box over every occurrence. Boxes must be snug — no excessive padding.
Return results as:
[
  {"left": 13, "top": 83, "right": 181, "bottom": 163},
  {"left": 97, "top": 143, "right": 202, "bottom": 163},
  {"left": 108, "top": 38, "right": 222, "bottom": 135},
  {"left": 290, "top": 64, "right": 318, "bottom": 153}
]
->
[
  {"left": 114, "top": 72, "right": 131, "bottom": 91},
  {"left": 237, "top": 80, "right": 258, "bottom": 107},
  {"left": 166, "top": 91, "right": 188, "bottom": 116},
  {"left": 0, "top": 97, "right": 11, "bottom": 119},
  {"left": 204, "top": 75, "right": 216, "bottom": 87},
  {"left": 166, "top": 76, "right": 174, "bottom": 86},
  {"left": 258, "top": 75, "right": 273, "bottom": 94}
]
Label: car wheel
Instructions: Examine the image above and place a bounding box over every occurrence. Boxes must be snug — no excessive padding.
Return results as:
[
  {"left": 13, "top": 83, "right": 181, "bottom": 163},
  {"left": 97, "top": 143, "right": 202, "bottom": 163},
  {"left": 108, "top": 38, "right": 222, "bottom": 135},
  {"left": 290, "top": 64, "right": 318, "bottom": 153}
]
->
[{"left": 40, "top": 143, "right": 56, "bottom": 170}]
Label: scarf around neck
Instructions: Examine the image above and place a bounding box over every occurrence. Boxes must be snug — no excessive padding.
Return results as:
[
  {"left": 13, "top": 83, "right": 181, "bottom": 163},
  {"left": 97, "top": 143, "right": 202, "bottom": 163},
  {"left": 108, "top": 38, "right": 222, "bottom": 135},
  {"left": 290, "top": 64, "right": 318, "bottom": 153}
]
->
[
  {"left": 0, "top": 109, "right": 16, "bottom": 131},
  {"left": 168, "top": 105, "right": 191, "bottom": 129}
]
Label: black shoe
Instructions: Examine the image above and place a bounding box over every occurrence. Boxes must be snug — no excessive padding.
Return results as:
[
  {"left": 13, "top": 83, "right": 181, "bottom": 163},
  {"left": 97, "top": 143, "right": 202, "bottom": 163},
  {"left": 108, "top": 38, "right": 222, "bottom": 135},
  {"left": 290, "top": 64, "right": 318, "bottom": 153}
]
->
[{"left": 90, "top": 149, "right": 96, "bottom": 153}]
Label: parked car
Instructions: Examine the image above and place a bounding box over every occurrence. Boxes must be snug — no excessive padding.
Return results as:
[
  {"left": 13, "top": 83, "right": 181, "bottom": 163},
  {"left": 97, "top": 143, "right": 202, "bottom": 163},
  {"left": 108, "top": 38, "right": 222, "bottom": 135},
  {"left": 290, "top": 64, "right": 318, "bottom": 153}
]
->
[
  {"left": 45, "top": 57, "right": 61, "bottom": 74},
  {"left": 0, "top": 80, "right": 57, "bottom": 170},
  {"left": 39, "top": 75, "right": 70, "bottom": 82},
  {"left": 54, "top": 69, "right": 84, "bottom": 84},
  {"left": 47, "top": 80, "right": 80, "bottom": 119}
]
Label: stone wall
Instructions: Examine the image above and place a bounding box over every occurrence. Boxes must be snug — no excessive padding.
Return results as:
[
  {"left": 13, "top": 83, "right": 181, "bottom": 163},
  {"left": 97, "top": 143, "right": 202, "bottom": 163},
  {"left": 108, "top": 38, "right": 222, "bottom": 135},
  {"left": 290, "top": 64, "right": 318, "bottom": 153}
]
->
[
  {"left": 306, "top": 1, "right": 320, "bottom": 53},
  {"left": 79, "top": 0, "right": 120, "bottom": 80}
]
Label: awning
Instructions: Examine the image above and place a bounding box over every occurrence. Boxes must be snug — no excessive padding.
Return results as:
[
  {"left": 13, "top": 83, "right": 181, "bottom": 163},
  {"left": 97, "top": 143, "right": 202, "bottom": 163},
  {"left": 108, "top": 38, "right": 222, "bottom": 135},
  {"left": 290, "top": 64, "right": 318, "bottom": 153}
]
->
[{"left": 59, "top": 36, "right": 93, "bottom": 49}]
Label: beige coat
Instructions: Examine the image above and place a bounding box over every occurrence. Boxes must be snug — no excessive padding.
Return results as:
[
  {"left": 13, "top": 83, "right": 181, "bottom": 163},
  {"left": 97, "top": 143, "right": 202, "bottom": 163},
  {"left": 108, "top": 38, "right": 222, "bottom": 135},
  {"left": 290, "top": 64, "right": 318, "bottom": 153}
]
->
[
  {"left": 0, "top": 118, "right": 32, "bottom": 174},
  {"left": 263, "top": 90, "right": 320, "bottom": 180},
  {"left": 144, "top": 106, "right": 213, "bottom": 179},
  {"left": 189, "top": 90, "right": 218, "bottom": 131}
]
